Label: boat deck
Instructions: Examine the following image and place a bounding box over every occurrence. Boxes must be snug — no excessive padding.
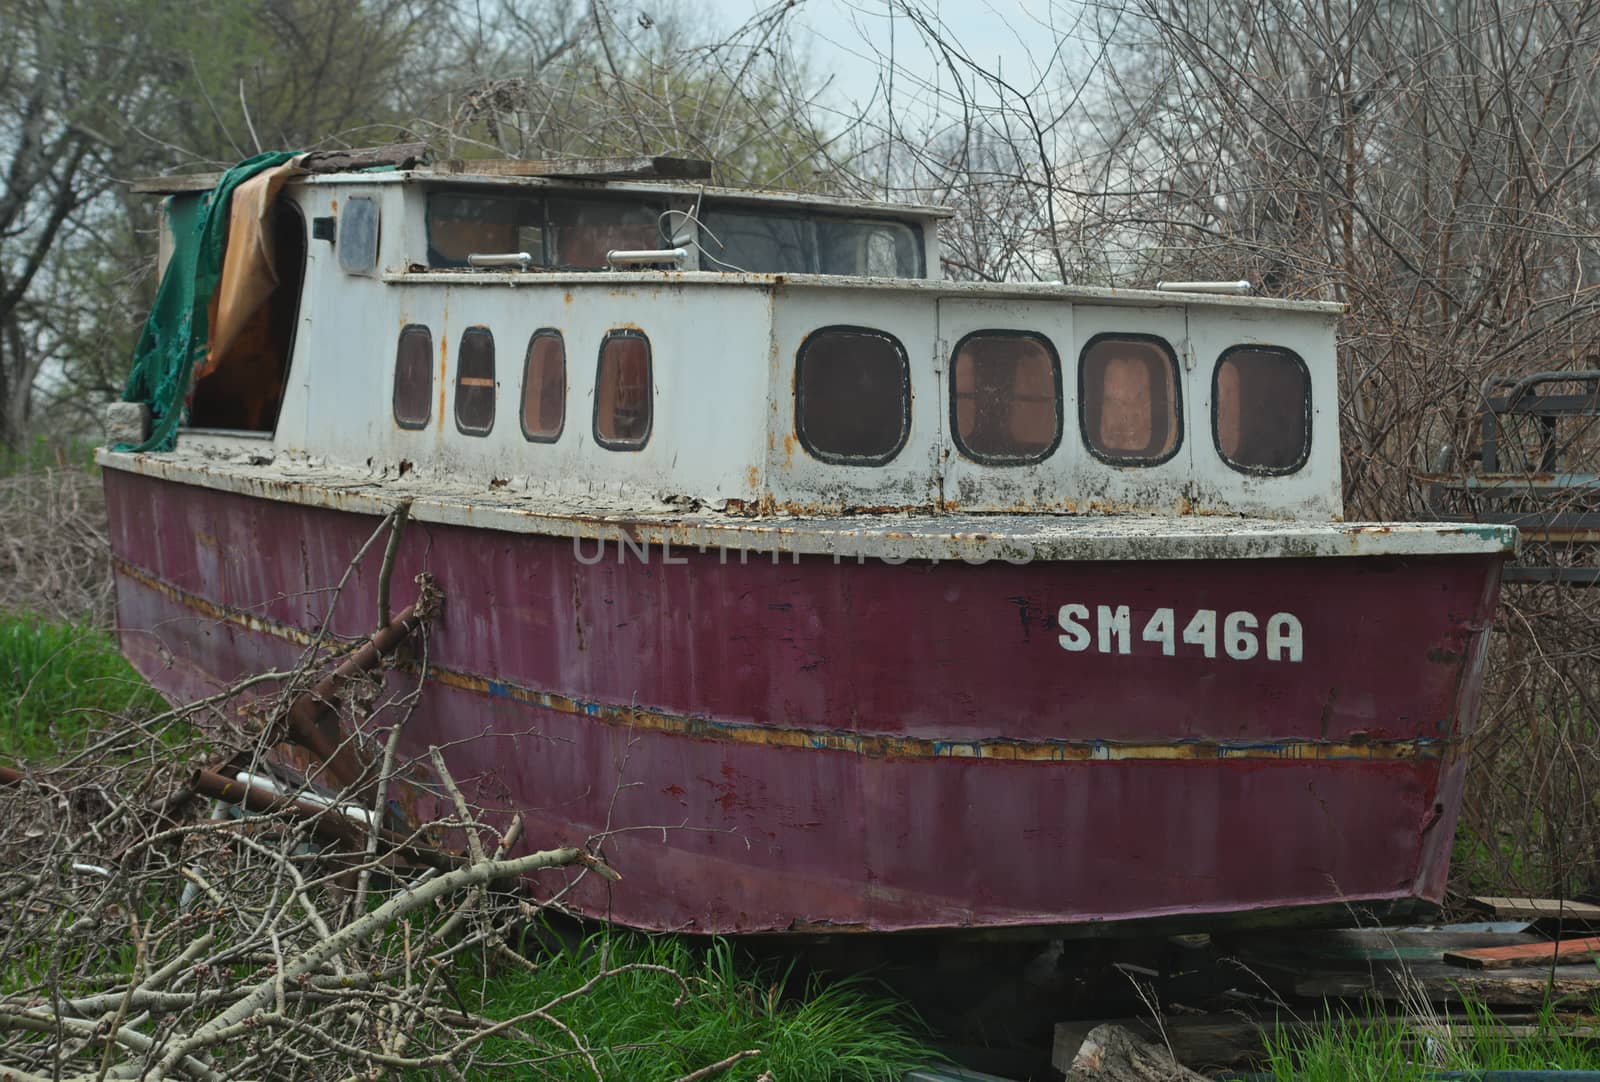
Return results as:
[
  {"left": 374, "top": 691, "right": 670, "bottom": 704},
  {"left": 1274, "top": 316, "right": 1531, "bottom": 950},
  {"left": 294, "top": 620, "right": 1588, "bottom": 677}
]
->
[{"left": 99, "top": 444, "right": 1516, "bottom": 563}]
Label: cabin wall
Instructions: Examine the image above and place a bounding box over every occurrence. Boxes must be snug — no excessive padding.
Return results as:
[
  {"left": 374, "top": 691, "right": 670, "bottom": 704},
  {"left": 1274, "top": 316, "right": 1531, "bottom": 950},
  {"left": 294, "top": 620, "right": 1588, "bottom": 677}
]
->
[
  {"left": 225, "top": 179, "right": 1344, "bottom": 522},
  {"left": 272, "top": 184, "right": 773, "bottom": 507}
]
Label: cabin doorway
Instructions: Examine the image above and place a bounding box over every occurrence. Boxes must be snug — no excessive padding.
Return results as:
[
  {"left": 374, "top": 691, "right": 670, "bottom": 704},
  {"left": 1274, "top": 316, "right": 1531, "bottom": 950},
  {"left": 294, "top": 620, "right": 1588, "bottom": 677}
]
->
[{"left": 187, "top": 201, "right": 307, "bottom": 433}]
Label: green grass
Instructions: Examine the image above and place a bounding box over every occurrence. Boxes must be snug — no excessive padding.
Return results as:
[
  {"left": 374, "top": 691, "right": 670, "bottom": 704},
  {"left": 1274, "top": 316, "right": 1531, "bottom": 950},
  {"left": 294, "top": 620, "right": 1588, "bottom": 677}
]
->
[
  {"left": 0, "top": 434, "right": 98, "bottom": 477},
  {"left": 1262, "top": 1000, "right": 1600, "bottom": 1080},
  {"left": 0, "top": 612, "right": 164, "bottom": 763},
  {"left": 462, "top": 930, "right": 940, "bottom": 1082}
]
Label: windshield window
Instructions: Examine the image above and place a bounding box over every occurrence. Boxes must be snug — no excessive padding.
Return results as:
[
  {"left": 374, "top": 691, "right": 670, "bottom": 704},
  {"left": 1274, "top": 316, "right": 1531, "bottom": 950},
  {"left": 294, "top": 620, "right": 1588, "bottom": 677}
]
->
[
  {"left": 427, "top": 191, "right": 664, "bottom": 269},
  {"left": 699, "top": 208, "right": 923, "bottom": 278}
]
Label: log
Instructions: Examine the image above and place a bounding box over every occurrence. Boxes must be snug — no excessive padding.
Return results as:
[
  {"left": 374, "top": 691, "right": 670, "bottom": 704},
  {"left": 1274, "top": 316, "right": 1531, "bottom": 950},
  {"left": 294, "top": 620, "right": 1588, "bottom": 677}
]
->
[
  {"left": 1063, "top": 1024, "right": 1209, "bottom": 1081},
  {"left": 1053, "top": 1016, "right": 1297, "bottom": 1074},
  {"left": 1444, "top": 936, "right": 1600, "bottom": 970}
]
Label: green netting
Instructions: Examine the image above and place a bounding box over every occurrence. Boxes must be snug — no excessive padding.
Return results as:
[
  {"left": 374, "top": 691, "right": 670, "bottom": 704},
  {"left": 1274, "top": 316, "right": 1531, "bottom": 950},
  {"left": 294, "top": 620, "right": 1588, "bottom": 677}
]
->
[{"left": 117, "top": 151, "right": 299, "bottom": 453}]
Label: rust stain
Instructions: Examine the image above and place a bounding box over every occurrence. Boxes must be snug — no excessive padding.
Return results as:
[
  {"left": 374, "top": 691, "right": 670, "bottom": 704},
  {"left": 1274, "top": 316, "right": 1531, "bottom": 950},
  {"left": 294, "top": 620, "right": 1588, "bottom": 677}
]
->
[
  {"left": 116, "top": 554, "right": 1450, "bottom": 767},
  {"left": 436, "top": 331, "right": 449, "bottom": 430}
]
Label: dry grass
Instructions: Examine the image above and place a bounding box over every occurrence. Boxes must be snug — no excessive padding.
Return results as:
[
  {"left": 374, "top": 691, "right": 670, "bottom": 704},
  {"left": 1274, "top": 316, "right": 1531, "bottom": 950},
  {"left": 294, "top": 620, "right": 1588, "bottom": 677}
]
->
[{"left": 0, "top": 466, "right": 114, "bottom": 627}]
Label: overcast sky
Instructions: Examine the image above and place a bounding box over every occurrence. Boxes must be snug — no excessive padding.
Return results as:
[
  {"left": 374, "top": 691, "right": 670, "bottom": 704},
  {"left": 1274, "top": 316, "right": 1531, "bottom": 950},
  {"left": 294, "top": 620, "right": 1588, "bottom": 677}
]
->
[{"left": 691, "top": 0, "right": 1085, "bottom": 120}]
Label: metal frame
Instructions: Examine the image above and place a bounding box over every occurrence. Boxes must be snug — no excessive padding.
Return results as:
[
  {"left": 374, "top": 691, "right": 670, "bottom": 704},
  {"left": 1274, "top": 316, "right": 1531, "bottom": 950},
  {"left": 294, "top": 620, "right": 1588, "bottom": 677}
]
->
[{"left": 1430, "top": 370, "right": 1600, "bottom": 586}]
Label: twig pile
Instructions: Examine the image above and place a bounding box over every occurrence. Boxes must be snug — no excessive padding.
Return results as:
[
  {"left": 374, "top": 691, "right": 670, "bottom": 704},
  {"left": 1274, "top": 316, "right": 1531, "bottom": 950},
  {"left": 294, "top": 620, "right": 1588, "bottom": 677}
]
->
[
  {"left": 0, "top": 512, "right": 731, "bottom": 1082},
  {"left": 0, "top": 467, "right": 113, "bottom": 625}
]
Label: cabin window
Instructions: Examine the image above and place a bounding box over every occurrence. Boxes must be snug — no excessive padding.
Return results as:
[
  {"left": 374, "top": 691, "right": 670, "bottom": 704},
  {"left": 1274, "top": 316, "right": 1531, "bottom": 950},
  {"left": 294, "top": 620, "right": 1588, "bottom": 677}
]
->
[
  {"left": 427, "top": 192, "right": 543, "bottom": 267},
  {"left": 426, "top": 191, "right": 664, "bottom": 269},
  {"left": 1213, "top": 345, "right": 1312, "bottom": 474},
  {"left": 594, "top": 331, "right": 652, "bottom": 450},
  {"left": 951, "top": 331, "right": 1062, "bottom": 464},
  {"left": 521, "top": 329, "right": 566, "bottom": 442},
  {"left": 699, "top": 209, "right": 924, "bottom": 278},
  {"left": 795, "top": 326, "right": 911, "bottom": 465},
  {"left": 337, "top": 196, "right": 379, "bottom": 275},
  {"left": 1079, "top": 334, "right": 1182, "bottom": 465},
  {"left": 455, "top": 326, "right": 496, "bottom": 436},
  {"left": 547, "top": 198, "right": 662, "bottom": 269},
  {"left": 392, "top": 324, "right": 433, "bottom": 430}
]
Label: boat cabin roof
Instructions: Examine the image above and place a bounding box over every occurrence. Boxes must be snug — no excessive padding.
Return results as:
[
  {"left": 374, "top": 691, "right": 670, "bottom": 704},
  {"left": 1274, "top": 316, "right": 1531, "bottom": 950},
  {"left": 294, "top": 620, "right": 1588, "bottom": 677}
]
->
[{"left": 132, "top": 162, "right": 957, "bottom": 220}]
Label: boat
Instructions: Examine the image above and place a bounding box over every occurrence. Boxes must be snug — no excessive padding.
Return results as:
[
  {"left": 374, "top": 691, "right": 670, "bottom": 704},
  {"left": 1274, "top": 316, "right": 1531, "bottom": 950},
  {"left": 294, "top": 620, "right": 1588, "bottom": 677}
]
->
[{"left": 99, "top": 147, "right": 1516, "bottom": 936}]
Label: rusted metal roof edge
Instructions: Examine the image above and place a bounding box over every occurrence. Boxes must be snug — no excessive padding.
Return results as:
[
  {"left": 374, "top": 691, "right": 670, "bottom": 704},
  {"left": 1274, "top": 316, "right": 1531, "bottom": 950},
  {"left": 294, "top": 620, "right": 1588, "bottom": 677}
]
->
[
  {"left": 97, "top": 449, "right": 1517, "bottom": 561},
  {"left": 378, "top": 268, "right": 1347, "bottom": 314}
]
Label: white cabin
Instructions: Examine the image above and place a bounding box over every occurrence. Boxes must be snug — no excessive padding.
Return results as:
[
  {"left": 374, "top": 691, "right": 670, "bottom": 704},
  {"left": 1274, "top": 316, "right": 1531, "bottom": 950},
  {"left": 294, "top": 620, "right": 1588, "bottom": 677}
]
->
[{"left": 159, "top": 166, "right": 1344, "bottom": 523}]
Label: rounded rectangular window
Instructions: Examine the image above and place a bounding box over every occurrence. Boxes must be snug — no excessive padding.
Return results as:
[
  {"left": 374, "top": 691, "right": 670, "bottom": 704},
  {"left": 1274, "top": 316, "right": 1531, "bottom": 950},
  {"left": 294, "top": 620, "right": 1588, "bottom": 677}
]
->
[
  {"left": 455, "top": 326, "right": 496, "bottom": 436},
  {"left": 393, "top": 324, "right": 433, "bottom": 430},
  {"left": 1079, "top": 335, "right": 1181, "bottom": 465},
  {"left": 795, "top": 326, "right": 910, "bottom": 465},
  {"left": 1213, "top": 345, "right": 1311, "bottom": 474},
  {"left": 521, "top": 330, "right": 566, "bottom": 442},
  {"left": 951, "top": 331, "right": 1062, "bottom": 464},
  {"left": 337, "top": 195, "right": 379, "bottom": 276},
  {"left": 594, "top": 331, "right": 652, "bottom": 450}
]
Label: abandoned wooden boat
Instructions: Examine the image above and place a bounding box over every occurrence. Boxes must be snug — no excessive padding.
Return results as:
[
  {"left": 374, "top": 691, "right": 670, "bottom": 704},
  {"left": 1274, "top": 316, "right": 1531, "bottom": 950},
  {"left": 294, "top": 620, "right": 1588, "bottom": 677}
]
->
[{"left": 99, "top": 149, "right": 1516, "bottom": 935}]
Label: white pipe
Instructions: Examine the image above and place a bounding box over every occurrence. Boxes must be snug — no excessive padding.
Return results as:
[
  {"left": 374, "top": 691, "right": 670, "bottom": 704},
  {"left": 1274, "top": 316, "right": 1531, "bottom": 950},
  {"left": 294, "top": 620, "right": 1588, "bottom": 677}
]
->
[
  {"left": 606, "top": 247, "right": 688, "bottom": 267},
  {"left": 234, "top": 771, "right": 374, "bottom": 826},
  {"left": 467, "top": 252, "right": 533, "bottom": 269},
  {"left": 1154, "top": 280, "right": 1254, "bottom": 294}
]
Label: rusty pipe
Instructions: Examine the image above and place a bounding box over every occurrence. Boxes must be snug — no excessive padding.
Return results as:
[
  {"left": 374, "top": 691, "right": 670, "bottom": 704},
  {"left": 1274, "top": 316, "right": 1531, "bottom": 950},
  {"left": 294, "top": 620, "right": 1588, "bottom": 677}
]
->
[{"left": 281, "top": 593, "right": 432, "bottom": 791}]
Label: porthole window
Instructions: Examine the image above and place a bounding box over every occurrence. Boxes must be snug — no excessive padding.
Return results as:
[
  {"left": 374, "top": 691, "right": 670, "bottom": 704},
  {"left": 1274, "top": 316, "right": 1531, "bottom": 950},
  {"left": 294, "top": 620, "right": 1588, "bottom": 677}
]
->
[
  {"left": 521, "top": 330, "right": 566, "bottom": 442},
  {"left": 795, "top": 326, "right": 910, "bottom": 465},
  {"left": 1079, "top": 334, "right": 1182, "bottom": 465},
  {"left": 392, "top": 324, "right": 433, "bottom": 430},
  {"left": 1213, "top": 345, "right": 1312, "bottom": 474},
  {"left": 594, "top": 331, "right": 652, "bottom": 450},
  {"left": 951, "top": 331, "right": 1061, "bottom": 464},
  {"left": 455, "top": 326, "right": 496, "bottom": 436}
]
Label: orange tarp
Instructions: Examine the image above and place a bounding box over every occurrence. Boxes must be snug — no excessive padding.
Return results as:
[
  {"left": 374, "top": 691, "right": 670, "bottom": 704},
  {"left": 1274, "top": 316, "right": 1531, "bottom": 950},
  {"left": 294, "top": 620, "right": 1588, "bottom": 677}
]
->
[{"left": 200, "top": 155, "right": 306, "bottom": 379}]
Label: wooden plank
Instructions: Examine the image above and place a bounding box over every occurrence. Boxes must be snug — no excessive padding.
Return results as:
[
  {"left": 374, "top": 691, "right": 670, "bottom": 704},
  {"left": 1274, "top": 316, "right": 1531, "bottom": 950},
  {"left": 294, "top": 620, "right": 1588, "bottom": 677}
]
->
[
  {"left": 130, "top": 173, "right": 221, "bottom": 194},
  {"left": 1445, "top": 936, "right": 1600, "bottom": 970},
  {"left": 438, "top": 155, "right": 712, "bottom": 181},
  {"left": 1296, "top": 962, "right": 1600, "bottom": 1005},
  {"left": 132, "top": 142, "right": 430, "bottom": 195},
  {"left": 300, "top": 142, "right": 427, "bottom": 173},
  {"left": 1474, "top": 897, "right": 1600, "bottom": 923},
  {"left": 1231, "top": 927, "right": 1540, "bottom": 968}
]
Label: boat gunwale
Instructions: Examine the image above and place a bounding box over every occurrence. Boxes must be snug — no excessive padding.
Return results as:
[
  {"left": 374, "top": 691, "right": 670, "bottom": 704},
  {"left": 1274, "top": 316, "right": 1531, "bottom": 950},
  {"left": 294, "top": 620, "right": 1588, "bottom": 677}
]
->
[
  {"left": 377, "top": 266, "right": 1349, "bottom": 314},
  {"left": 97, "top": 448, "right": 1517, "bottom": 562}
]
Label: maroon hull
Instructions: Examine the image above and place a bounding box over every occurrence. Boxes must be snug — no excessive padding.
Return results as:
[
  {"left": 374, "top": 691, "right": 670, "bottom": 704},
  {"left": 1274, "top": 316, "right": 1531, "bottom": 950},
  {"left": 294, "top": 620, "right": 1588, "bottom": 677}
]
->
[{"left": 104, "top": 469, "right": 1504, "bottom": 933}]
